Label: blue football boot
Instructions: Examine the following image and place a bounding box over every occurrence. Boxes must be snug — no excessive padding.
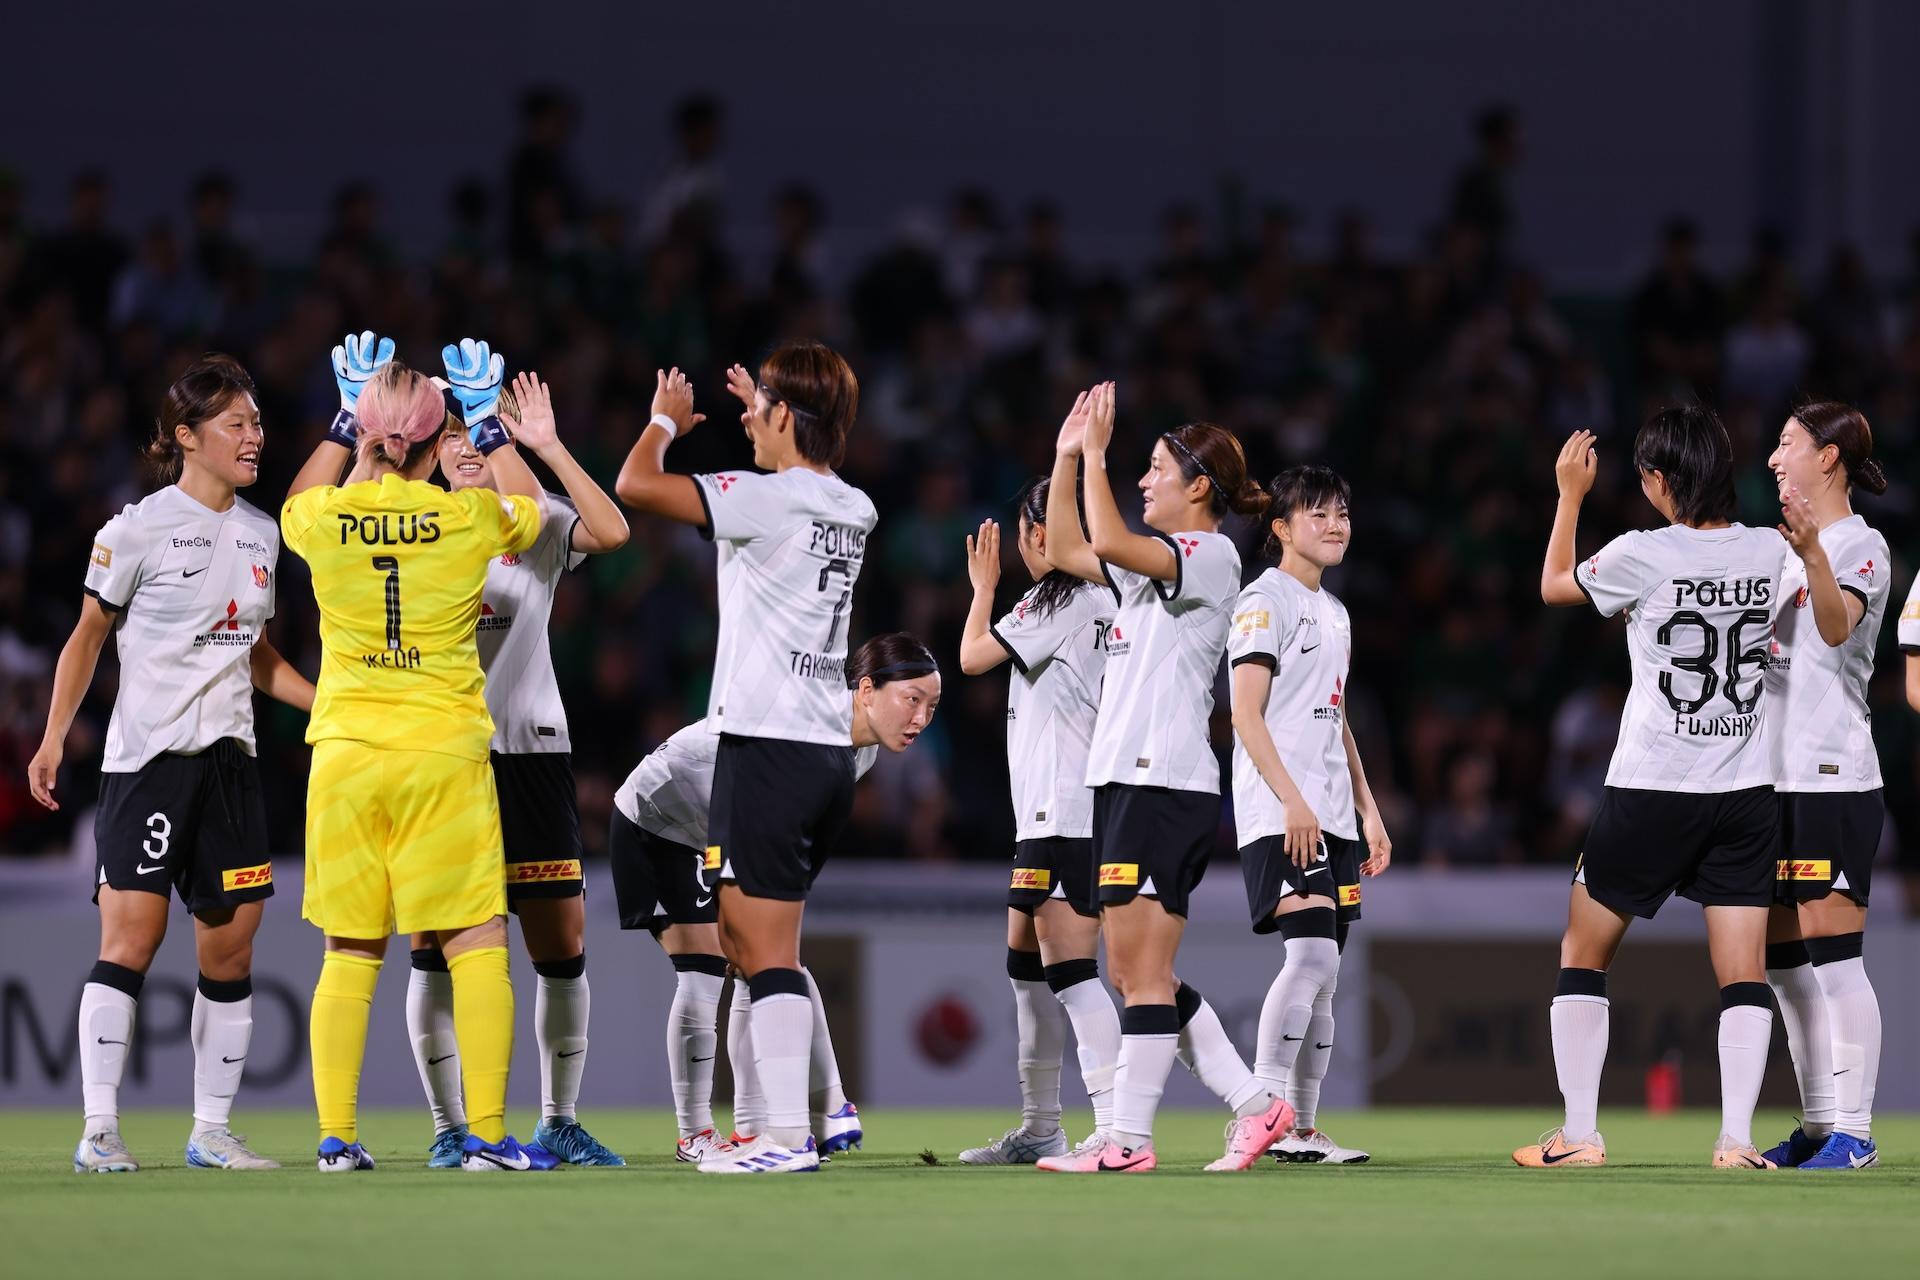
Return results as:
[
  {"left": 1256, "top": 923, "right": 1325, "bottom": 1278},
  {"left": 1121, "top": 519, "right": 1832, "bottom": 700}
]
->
[
  {"left": 427, "top": 1125, "right": 469, "bottom": 1169},
  {"left": 1760, "top": 1125, "right": 1823, "bottom": 1169},
  {"left": 1799, "top": 1131, "right": 1878, "bottom": 1170}
]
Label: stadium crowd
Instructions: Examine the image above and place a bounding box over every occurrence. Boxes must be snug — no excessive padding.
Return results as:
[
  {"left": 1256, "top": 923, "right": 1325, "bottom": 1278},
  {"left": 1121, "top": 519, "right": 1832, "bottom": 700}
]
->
[{"left": 5, "top": 97, "right": 1920, "bottom": 893}]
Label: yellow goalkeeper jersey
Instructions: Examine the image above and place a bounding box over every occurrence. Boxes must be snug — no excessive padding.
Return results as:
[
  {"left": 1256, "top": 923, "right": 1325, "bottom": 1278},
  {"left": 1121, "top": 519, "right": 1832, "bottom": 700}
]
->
[{"left": 283, "top": 474, "right": 542, "bottom": 761}]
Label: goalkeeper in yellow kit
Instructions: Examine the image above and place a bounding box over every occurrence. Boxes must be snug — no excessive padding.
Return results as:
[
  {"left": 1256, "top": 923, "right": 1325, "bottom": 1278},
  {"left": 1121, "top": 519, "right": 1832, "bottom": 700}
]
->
[{"left": 282, "top": 333, "right": 552, "bottom": 1172}]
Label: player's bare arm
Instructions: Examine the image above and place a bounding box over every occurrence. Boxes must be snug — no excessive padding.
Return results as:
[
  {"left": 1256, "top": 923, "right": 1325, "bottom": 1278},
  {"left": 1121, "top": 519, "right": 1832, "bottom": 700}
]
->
[
  {"left": 614, "top": 368, "right": 707, "bottom": 525},
  {"left": 249, "top": 637, "right": 315, "bottom": 713},
  {"left": 1541, "top": 429, "right": 1597, "bottom": 607},
  {"left": 1778, "top": 484, "right": 1861, "bottom": 647},
  {"left": 1080, "top": 382, "right": 1178, "bottom": 582},
  {"left": 25, "top": 595, "right": 116, "bottom": 810},
  {"left": 503, "top": 371, "right": 629, "bottom": 554},
  {"left": 1230, "top": 659, "right": 1321, "bottom": 867},
  {"left": 959, "top": 519, "right": 1011, "bottom": 675},
  {"left": 1344, "top": 719, "right": 1392, "bottom": 876}
]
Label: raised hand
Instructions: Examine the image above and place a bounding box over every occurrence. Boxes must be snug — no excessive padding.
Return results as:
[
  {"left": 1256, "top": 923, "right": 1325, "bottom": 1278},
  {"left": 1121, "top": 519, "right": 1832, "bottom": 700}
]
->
[
  {"left": 1778, "top": 484, "right": 1826, "bottom": 561},
  {"left": 653, "top": 368, "right": 706, "bottom": 436},
  {"left": 724, "top": 364, "right": 758, "bottom": 413},
  {"left": 505, "top": 372, "right": 557, "bottom": 452},
  {"left": 966, "top": 519, "right": 1001, "bottom": 595},
  {"left": 442, "top": 338, "right": 506, "bottom": 426},
  {"left": 331, "top": 330, "right": 395, "bottom": 410},
  {"left": 1055, "top": 389, "right": 1092, "bottom": 457},
  {"left": 1084, "top": 381, "right": 1117, "bottom": 456},
  {"left": 1555, "top": 430, "right": 1598, "bottom": 501}
]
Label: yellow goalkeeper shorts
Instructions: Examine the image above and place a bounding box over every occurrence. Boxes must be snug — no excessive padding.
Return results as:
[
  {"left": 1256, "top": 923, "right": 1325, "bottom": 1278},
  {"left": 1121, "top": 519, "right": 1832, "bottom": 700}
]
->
[{"left": 302, "top": 740, "right": 506, "bottom": 939}]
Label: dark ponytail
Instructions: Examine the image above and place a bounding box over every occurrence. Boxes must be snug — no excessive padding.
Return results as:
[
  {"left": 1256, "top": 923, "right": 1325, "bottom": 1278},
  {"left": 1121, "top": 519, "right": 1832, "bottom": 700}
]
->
[
  {"left": 1018, "top": 475, "right": 1094, "bottom": 620},
  {"left": 1162, "top": 423, "right": 1266, "bottom": 518},
  {"left": 1793, "top": 401, "right": 1887, "bottom": 496},
  {"left": 1260, "top": 465, "right": 1353, "bottom": 560},
  {"left": 847, "top": 632, "right": 938, "bottom": 689},
  {"left": 147, "top": 353, "right": 256, "bottom": 483}
]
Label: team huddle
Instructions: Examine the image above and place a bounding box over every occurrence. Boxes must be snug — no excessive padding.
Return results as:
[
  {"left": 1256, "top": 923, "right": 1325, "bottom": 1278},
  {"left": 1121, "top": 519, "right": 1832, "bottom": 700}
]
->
[{"left": 25, "top": 328, "right": 1892, "bottom": 1175}]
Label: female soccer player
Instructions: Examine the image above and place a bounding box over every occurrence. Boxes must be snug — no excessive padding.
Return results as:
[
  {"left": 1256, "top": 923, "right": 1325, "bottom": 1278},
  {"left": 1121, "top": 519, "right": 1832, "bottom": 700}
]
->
[
  {"left": 403, "top": 372, "right": 631, "bottom": 1168},
  {"left": 1032, "top": 382, "right": 1292, "bottom": 1174},
  {"left": 1518, "top": 407, "right": 1798, "bottom": 1171},
  {"left": 616, "top": 343, "right": 877, "bottom": 1174},
  {"left": 284, "top": 334, "right": 550, "bottom": 1173},
  {"left": 955, "top": 477, "right": 1124, "bottom": 1164},
  {"left": 1757, "top": 403, "right": 1889, "bottom": 1171},
  {"left": 1229, "top": 465, "right": 1392, "bottom": 1166},
  {"left": 30, "top": 354, "right": 312, "bottom": 1173},
  {"left": 610, "top": 633, "right": 940, "bottom": 1161}
]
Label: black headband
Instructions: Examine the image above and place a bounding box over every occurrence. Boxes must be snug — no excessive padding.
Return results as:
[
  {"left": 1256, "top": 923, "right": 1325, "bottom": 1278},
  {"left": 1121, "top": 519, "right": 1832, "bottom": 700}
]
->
[
  {"left": 1161, "top": 431, "right": 1219, "bottom": 494},
  {"left": 865, "top": 659, "right": 938, "bottom": 680}
]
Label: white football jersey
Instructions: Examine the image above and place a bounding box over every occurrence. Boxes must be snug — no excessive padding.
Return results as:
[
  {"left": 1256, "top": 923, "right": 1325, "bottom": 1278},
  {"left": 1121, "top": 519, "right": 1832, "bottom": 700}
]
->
[
  {"left": 1766, "top": 515, "right": 1888, "bottom": 792},
  {"left": 694, "top": 468, "right": 878, "bottom": 746},
  {"left": 82, "top": 486, "right": 279, "bottom": 772},
  {"left": 992, "top": 580, "right": 1116, "bottom": 840},
  {"left": 1576, "top": 523, "right": 1788, "bottom": 792},
  {"left": 1228, "top": 568, "right": 1357, "bottom": 843},
  {"left": 477, "top": 491, "right": 585, "bottom": 754},
  {"left": 1899, "top": 568, "right": 1920, "bottom": 653},
  {"left": 614, "top": 720, "right": 878, "bottom": 850},
  {"left": 1085, "top": 530, "right": 1241, "bottom": 794}
]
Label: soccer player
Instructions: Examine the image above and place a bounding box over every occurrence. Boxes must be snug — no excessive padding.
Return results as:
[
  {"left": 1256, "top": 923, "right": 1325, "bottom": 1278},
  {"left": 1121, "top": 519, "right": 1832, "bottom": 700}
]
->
[
  {"left": 1229, "top": 466, "right": 1391, "bottom": 1166},
  {"left": 283, "top": 334, "right": 551, "bottom": 1173},
  {"left": 1517, "top": 408, "right": 1798, "bottom": 1171},
  {"left": 30, "top": 354, "right": 312, "bottom": 1173},
  {"left": 616, "top": 344, "right": 876, "bottom": 1174},
  {"left": 610, "top": 633, "right": 940, "bottom": 1161},
  {"left": 955, "top": 477, "right": 1124, "bottom": 1163},
  {"left": 403, "top": 372, "right": 631, "bottom": 1168},
  {"left": 1757, "top": 404, "right": 1889, "bottom": 1171},
  {"left": 1031, "top": 383, "right": 1292, "bottom": 1174}
]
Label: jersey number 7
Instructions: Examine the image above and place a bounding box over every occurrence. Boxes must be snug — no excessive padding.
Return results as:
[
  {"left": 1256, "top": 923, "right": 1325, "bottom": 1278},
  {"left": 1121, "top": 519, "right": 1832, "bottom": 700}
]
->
[
  {"left": 818, "top": 557, "right": 852, "bottom": 650},
  {"left": 371, "top": 556, "right": 404, "bottom": 650}
]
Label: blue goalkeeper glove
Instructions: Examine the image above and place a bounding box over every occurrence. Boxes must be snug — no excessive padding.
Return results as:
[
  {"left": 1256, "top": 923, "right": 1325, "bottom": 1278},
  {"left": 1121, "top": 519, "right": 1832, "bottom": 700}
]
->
[
  {"left": 328, "top": 330, "right": 395, "bottom": 446},
  {"left": 441, "top": 338, "right": 511, "bottom": 454}
]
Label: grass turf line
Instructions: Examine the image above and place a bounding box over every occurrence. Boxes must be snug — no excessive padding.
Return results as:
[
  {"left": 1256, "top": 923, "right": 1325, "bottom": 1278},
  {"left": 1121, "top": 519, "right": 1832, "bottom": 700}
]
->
[{"left": 5, "top": 1108, "right": 1916, "bottom": 1278}]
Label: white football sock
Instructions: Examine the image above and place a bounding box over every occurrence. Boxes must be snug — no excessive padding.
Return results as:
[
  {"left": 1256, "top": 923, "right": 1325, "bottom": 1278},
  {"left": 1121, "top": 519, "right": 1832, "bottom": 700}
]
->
[
  {"left": 726, "top": 979, "right": 764, "bottom": 1137},
  {"left": 535, "top": 967, "right": 589, "bottom": 1122},
  {"left": 1177, "top": 989, "right": 1266, "bottom": 1116},
  {"left": 1013, "top": 976, "right": 1066, "bottom": 1135},
  {"left": 669, "top": 966, "right": 725, "bottom": 1138},
  {"left": 1254, "top": 935, "right": 1339, "bottom": 1098},
  {"left": 1766, "top": 959, "right": 1834, "bottom": 1137},
  {"left": 78, "top": 982, "right": 136, "bottom": 1133},
  {"left": 189, "top": 981, "right": 253, "bottom": 1135},
  {"left": 1052, "top": 972, "right": 1120, "bottom": 1132},
  {"left": 802, "top": 967, "right": 849, "bottom": 1117},
  {"left": 1551, "top": 994, "right": 1609, "bottom": 1141},
  {"left": 1717, "top": 1000, "right": 1773, "bottom": 1148},
  {"left": 405, "top": 961, "right": 466, "bottom": 1132},
  {"left": 1813, "top": 955, "right": 1880, "bottom": 1141},
  {"left": 1111, "top": 1008, "right": 1179, "bottom": 1146},
  {"left": 1292, "top": 988, "right": 1335, "bottom": 1131},
  {"left": 749, "top": 977, "right": 815, "bottom": 1148}
]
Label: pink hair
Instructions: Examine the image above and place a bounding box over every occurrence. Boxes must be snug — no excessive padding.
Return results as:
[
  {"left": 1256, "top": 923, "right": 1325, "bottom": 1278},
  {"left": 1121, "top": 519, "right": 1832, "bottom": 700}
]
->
[{"left": 357, "top": 363, "right": 446, "bottom": 447}]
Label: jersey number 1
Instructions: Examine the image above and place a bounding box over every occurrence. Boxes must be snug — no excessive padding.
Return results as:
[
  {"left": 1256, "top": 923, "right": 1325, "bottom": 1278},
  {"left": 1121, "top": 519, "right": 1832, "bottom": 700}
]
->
[
  {"left": 371, "top": 556, "right": 403, "bottom": 650},
  {"left": 818, "top": 557, "right": 852, "bottom": 650}
]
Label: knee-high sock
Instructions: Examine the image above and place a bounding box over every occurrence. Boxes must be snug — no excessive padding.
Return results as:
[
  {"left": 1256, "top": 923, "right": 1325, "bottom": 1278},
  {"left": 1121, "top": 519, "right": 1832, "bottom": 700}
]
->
[
  {"left": 1766, "top": 941, "right": 1834, "bottom": 1138},
  {"left": 668, "top": 955, "right": 726, "bottom": 1138},
  {"left": 1551, "top": 968, "right": 1609, "bottom": 1141},
  {"left": 1810, "top": 934, "right": 1880, "bottom": 1141},
  {"left": 1007, "top": 949, "right": 1064, "bottom": 1134},
  {"left": 1175, "top": 983, "right": 1267, "bottom": 1116},
  {"left": 79, "top": 961, "right": 142, "bottom": 1133},
  {"left": 447, "top": 946, "right": 514, "bottom": 1145},
  {"left": 1292, "top": 984, "right": 1336, "bottom": 1131},
  {"left": 1046, "top": 958, "right": 1120, "bottom": 1133},
  {"left": 802, "top": 966, "right": 851, "bottom": 1117},
  {"left": 1254, "top": 924, "right": 1340, "bottom": 1098},
  {"left": 1111, "top": 1004, "right": 1180, "bottom": 1147},
  {"left": 535, "top": 955, "right": 589, "bottom": 1122},
  {"left": 727, "top": 978, "right": 765, "bottom": 1137},
  {"left": 406, "top": 948, "right": 465, "bottom": 1133},
  {"left": 748, "top": 969, "right": 814, "bottom": 1148},
  {"left": 1717, "top": 983, "right": 1773, "bottom": 1147},
  {"left": 311, "top": 952, "right": 382, "bottom": 1143},
  {"left": 191, "top": 974, "right": 253, "bottom": 1135}
]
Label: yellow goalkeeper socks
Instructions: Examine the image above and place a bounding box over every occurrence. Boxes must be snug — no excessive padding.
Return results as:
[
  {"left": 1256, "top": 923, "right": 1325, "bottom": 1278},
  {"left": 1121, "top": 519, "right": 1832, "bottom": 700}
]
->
[
  {"left": 311, "top": 952, "right": 382, "bottom": 1143},
  {"left": 448, "top": 945, "right": 514, "bottom": 1144}
]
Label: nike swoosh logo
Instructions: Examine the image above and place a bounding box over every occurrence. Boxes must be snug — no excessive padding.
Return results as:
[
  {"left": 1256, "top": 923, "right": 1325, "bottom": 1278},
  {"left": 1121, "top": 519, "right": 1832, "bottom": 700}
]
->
[
  {"left": 427, "top": 1054, "right": 455, "bottom": 1066},
  {"left": 1283, "top": 1034, "right": 1303, "bottom": 1041},
  {"left": 1833, "top": 1068, "right": 1852, "bottom": 1075},
  {"left": 1299, "top": 642, "right": 1320, "bottom": 654},
  {"left": 691, "top": 1056, "right": 714, "bottom": 1063},
  {"left": 136, "top": 864, "right": 166, "bottom": 875},
  {"left": 1848, "top": 1152, "right": 1873, "bottom": 1168},
  {"left": 694, "top": 896, "right": 714, "bottom": 908},
  {"left": 183, "top": 567, "right": 208, "bottom": 578},
  {"left": 1097, "top": 1151, "right": 1153, "bottom": 1171},
  {"left": 96, "top": 1037, "right": 126, "bottom": 1046},
  {"left": 480, "top": 1152, "right": 531, "bottom": 1170},
  {"left": 1540, "top": 1144, "right": 1589, "bottom": 1164},
  {"left": 558, "top": 1049, "right": 586, "bottom": 1059},
  {"left": 221, "top": 1055, "right": 245, "bottom": 1064},
  {"left": 1314, "top": 1042, "right": 1332, "bottom": 1049}
]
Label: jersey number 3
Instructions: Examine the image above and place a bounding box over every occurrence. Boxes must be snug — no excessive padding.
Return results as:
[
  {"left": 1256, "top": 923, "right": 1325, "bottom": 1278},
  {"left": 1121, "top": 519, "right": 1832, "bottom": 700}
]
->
[{"left": 371, "top": 556, "right": 403, "bottom": 650}]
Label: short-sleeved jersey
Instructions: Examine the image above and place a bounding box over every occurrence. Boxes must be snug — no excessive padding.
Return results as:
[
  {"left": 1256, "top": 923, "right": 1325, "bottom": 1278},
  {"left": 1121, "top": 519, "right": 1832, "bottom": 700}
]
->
[
  {"left": 1576, "top": 523, "right": 1788, "bottom": 792},
  {"left": 991, "top": 580, "right": 1116, "bottom": 840},
  {"left": 477, "top": 491, "right": 585, "bottom": 754},
  {"left": 83, "top": 486, "right": 280, "bottom": 771},
  {"left": 282, "top": 474, "right": 541, "bottom": 762},
  {"left": 1228, "top": 568, "right": 1357, "bottom": 843},
  {"left": 614, "top": 720, "right": 878, "bottom": 850},
  {"left": 1085, "top": 529, "right": 1241, "bottom": 794},
  {"left": 692, "top": 467, "right": 878, "bottom": 746},
  {"left": 1766, "top": 515, "right": 1889, "bottom": 792}
]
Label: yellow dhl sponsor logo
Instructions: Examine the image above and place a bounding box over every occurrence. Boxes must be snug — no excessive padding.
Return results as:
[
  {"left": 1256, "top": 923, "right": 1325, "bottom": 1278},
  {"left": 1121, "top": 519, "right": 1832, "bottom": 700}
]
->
[
  {"left": 1338, "top": 883, "right": 1362, "bottom": 907},
  {"left": 1098, "top": 862, "right": 1139, "bottom": 887},
  {"left": 91, "top": 542, "right": 113, "bottom": 569},
  {"left": 505, "top": 859, "right": 582, "bottom": 883},
  {"left": 1776, "top": 859, "right": 1832, "bottom": 882},
  {"left": 1009, "top": 867, "right": 1052, "bottom": 890},
  {"left": 1903, "top": 600, "right": 1920, "bottom": 622},
  {"left": 221, "top": 862, "right": 272, "bottom": 890},
  {"left": 704, "top": 846, "right": 723, "bottom": 871},
  {"left": 1233, "top": 609, "right": 1270, "bottom": 635}
]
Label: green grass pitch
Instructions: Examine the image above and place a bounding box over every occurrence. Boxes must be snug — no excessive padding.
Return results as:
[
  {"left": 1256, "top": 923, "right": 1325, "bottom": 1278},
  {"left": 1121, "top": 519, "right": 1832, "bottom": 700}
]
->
[{"left": 5, "top": 1108, "right": 1916, "bottom": 1277}]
